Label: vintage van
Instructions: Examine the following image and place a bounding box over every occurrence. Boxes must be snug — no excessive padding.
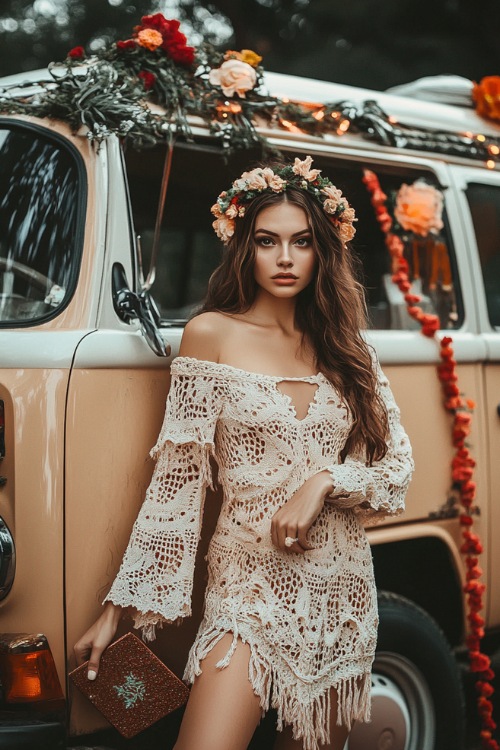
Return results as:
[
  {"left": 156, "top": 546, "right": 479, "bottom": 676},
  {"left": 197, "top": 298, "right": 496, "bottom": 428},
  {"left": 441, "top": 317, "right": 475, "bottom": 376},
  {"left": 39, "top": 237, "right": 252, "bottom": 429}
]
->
[{"left": 0, "top": 63, "right": 499, "bottom": 750}]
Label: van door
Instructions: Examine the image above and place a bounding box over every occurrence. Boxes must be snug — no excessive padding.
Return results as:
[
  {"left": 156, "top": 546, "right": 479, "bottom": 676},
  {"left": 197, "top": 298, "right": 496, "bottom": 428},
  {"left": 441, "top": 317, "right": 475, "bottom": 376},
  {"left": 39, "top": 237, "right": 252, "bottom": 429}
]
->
[
  {"left": 452, "top": 166, "right": 500, "bottom": 629},
  {"left": 0, "top": 118, "right": 89, "bottom": 705}
]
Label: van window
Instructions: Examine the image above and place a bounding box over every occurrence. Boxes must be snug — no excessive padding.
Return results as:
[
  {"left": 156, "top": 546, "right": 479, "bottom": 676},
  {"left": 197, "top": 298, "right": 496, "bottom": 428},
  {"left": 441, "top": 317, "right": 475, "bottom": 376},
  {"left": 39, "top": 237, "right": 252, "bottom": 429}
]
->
[
  {"left": 124, "top": 142, "right": 462, "bottom": 330},
  {"left": 465, "top": 183, "right": 500, "bottom": 328},
  {"left": 0, "top": 122, "right": 85, "bottom": 326}
]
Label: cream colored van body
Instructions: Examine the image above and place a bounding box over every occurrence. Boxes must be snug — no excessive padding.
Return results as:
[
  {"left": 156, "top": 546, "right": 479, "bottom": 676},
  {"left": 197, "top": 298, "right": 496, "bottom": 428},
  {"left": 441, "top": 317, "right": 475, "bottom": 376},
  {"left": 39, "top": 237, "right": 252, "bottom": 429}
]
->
[{"left": 0, "top": 69, "right": 499, "bottom": 750}]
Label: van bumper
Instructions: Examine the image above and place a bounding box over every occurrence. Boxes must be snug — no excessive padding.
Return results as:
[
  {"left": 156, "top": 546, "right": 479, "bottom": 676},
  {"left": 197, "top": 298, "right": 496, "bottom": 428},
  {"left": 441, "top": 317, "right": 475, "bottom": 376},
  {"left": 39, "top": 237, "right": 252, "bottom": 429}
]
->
[{"left": 0, "top": 719, "right": 65, "bottom": 749}]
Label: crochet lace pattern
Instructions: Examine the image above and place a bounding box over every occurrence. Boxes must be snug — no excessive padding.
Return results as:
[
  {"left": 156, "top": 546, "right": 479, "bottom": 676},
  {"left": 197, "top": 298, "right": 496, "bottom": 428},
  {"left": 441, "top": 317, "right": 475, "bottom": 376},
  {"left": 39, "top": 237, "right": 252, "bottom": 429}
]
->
[{"left": 104, "top": 354, "right": 414, "bottom": 750}]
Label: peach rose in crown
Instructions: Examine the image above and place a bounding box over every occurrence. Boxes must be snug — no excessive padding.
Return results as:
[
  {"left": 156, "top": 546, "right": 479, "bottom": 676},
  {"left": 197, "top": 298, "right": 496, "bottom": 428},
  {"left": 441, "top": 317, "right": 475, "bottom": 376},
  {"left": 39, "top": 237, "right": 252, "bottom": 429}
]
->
[
  {"left": 339, "top": 222, "right": 356, "bottom": 243},
  {"left": 321, "top": 184, "right": 343, "bottom": 203},
  {"left": 240, "top": 169, "right": 268, "bottom": 190},
  {"left": 292, "top": 155, "right": 320, "bottom": 182},
  {"left": 213, "top": 216, "right": 235, "bottom": 242},
  {"left": 394, "top": 181, "right": 444, "bottom": 237},
  {"left": 209, "top": 59, "right": 257, "bottom": 98}
]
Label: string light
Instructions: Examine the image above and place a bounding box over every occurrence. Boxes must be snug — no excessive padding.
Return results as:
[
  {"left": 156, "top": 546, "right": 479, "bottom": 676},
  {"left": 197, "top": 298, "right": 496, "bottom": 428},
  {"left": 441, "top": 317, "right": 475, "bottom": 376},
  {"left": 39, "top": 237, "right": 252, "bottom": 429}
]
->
[{"left": 279, "top": 119, "right": 303, "bottom": 134}]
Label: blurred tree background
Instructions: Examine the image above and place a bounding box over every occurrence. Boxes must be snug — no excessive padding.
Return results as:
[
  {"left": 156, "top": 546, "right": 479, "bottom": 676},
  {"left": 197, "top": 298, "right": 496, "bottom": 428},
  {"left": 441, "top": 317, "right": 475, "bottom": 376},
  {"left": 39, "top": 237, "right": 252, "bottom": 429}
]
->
[{"left": 0, "top": 0, "right": 499, "bottom": 90}]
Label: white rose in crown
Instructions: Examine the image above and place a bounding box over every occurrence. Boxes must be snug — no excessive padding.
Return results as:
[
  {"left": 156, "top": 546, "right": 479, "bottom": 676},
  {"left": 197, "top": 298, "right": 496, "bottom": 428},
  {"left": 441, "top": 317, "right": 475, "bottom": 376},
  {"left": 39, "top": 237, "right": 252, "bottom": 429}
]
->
[
  {"left": 209, "top": 59, "right": 257, "bottom": 98},
  {"left": 394, "top": 180, "right": 444, "bottom": 237}
]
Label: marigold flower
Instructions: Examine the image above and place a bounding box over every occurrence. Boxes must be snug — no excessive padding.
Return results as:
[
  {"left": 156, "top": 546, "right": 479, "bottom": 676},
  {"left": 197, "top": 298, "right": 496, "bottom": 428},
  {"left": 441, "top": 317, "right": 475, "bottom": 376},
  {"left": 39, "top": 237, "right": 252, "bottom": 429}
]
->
[
  {"left": 137, "top": 28, "right": 163, "bottom": 51},
  {"left": 462, "top": 481, "right": 477, "bottom": 494},
  {"left": 452, "top": 466, "right": 474, "bottom": 482},
  {"left": 440, "top": 345, "right": 454, "bottom": 360},
  {"left": 476, "top": 682, "right": 494, "bottom": 697},
  {"left": 471, "top": 652, "right": 491, "bottom": 672},
  {"left": 466, "top": 564, "right": 483, "bottom": 579},
  {"left": 468, "top": 612, "right": 485, "bottom": 627},
  {"left": 240, "top": 49, "right": 263, "bottom": 67},
  {"left": 473, "top": 76, "right": 500, "bottom": 122},
  {"left": 404, "top": 293, "right": 422, "bottom": 304}
]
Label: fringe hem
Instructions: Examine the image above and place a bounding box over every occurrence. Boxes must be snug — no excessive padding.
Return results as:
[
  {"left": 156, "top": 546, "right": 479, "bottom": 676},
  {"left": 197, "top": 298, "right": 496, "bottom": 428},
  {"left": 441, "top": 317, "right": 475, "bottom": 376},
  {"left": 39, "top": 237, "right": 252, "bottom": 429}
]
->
[{"left": 183, "top": 624, "right": 372, "bottom": 750}]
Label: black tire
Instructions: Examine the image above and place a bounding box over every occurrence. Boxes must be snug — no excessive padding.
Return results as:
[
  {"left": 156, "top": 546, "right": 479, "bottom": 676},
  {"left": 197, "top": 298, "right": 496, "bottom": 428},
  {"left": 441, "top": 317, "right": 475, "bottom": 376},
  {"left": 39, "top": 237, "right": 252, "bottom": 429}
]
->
[{"left": 348, "top": 591, "right": 465, "bottom": 750}]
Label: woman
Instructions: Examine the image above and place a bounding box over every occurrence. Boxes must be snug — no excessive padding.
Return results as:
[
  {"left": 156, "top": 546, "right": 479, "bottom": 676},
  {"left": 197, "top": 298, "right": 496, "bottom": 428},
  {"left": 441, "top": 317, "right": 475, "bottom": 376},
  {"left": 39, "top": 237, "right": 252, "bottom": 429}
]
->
[{"left": 74, "top": 156, "right": 414, "bottom": 750}]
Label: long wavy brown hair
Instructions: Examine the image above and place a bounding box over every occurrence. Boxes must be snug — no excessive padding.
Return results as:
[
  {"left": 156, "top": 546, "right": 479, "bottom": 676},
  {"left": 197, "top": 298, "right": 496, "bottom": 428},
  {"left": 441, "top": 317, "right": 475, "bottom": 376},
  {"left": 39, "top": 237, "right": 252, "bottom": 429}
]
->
[{"left": 196, "top": 172, "right": 389, "bottom": 464}]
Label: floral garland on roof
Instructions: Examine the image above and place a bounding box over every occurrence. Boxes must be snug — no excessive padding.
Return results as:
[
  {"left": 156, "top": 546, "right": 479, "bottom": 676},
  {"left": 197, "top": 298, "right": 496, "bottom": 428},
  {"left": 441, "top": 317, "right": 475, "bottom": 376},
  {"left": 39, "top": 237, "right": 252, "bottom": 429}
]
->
[
  {"left": 363, "top": 168, "right": 499, "bottom": 750},
  {"left": 1, "top": 12, "right": 500, "bottom": 164}
]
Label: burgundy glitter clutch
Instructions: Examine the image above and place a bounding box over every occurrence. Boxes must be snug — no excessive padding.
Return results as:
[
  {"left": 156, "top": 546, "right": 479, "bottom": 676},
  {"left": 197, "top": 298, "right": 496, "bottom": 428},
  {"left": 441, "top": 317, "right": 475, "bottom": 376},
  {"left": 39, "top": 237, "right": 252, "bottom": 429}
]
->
[{"left": 69, "top": 632, "right": 190, "bottom": 738}]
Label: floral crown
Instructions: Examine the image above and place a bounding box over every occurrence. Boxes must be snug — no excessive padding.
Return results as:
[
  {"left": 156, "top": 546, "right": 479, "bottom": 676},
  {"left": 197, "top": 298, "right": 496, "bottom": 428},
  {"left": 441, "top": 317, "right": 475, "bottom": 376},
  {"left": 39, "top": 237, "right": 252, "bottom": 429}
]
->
[{"left": 211, "top": 156, "right": 356, "bottom": 244}]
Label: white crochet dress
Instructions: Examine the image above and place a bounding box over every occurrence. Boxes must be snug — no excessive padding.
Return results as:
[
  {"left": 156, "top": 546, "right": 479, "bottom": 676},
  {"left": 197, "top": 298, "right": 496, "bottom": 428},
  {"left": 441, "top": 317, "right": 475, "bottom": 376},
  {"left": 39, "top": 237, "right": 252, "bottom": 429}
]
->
[{"left": 104, "top": 354, "right": 414, "bottom": 750}]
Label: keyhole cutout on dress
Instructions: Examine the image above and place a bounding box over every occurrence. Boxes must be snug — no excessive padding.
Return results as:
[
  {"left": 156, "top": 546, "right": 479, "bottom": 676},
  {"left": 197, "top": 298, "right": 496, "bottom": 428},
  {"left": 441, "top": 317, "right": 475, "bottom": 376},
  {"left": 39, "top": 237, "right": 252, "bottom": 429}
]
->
[{"left": 275, "top": 381, "right": 320, "bottom": 422}]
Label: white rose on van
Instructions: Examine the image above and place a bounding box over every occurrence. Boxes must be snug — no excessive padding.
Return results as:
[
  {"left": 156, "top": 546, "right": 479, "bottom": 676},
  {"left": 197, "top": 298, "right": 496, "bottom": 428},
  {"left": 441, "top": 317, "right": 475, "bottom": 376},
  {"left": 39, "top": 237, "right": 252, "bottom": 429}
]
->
[{"left": 209, "top": 59, "right": 257, "bottom": 98}]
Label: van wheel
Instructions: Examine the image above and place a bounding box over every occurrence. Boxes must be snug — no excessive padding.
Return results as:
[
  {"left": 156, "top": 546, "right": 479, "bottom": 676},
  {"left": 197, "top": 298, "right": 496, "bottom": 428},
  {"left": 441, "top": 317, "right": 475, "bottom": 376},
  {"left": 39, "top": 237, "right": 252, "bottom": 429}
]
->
[{"left": 347, "top": 592, "right": 465, "bottom": 750}]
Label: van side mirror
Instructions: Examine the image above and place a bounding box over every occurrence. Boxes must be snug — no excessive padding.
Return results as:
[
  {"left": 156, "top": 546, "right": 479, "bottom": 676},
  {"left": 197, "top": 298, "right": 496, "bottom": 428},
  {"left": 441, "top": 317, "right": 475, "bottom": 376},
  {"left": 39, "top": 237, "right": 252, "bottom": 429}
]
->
[{"left": 112, "top": 263, "right": 170, "bottom": 358}]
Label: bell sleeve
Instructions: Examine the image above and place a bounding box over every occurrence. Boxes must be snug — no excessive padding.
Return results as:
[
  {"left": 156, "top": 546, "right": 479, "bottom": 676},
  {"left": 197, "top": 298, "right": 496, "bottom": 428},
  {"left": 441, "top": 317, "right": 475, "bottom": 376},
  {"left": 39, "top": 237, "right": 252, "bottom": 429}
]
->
[
  {"left": 103, "top": 361, "right": 225, "bottom": 640},
  {"left": 325, "top": 355, "right": 414, "bottom": 525}
]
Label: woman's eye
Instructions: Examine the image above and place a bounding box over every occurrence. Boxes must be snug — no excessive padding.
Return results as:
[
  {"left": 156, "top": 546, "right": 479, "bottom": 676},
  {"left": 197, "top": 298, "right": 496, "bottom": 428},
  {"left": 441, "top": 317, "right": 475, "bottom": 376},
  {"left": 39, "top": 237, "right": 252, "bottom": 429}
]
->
[
  {"left": 295, "top": 237, "right": 312, "bottom": 247},
  {"left": 256, "top": 236, "right": 274, "bottom": 246}
]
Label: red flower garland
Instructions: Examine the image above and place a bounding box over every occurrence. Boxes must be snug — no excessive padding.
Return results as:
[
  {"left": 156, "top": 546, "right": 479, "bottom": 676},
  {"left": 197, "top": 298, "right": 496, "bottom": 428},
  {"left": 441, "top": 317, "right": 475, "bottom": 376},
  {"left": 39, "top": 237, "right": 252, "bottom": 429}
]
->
[
  {"left": 126, "top": 14, "right": 195, "bottom": 66},
  {"left": 362, "top": 168, "right": 498, "bottom": 749}
]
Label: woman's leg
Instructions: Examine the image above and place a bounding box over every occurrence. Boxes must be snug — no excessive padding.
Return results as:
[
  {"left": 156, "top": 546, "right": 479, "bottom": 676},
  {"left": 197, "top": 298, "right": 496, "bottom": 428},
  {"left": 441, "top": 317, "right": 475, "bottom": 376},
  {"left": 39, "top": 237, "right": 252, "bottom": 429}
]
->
[
  {"left": 174, "top": 633, "right": 263, "bottom": 750},
  {"left": 272, "top": 686, "right": 350, "bottom": 750}
]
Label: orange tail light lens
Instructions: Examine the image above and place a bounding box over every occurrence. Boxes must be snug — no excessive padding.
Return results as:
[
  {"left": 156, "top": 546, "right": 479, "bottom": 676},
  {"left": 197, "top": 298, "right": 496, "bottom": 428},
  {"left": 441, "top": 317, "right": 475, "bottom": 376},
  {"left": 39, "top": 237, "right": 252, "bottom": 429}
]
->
[{"left": 0, "top": 636, "right": 64, "bottom": 703}]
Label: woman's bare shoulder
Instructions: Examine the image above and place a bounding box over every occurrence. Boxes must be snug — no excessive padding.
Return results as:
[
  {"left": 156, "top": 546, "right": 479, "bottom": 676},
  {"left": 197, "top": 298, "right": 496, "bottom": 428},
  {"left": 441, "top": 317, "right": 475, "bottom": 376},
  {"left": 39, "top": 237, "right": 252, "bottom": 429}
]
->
[{"left": 179, "top": 311, "right": 232, "bottom": 361}]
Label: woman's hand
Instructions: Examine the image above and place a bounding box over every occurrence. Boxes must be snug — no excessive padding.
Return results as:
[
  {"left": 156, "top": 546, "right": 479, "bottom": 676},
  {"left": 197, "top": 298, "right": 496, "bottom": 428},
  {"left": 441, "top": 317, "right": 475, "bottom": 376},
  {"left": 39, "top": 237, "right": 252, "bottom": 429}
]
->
[
  {"left": 73, "top": 602, "right": 123, "bottom": 680},
  {"left": 271, "top": 470, "right": 334, "bottom": 553}
]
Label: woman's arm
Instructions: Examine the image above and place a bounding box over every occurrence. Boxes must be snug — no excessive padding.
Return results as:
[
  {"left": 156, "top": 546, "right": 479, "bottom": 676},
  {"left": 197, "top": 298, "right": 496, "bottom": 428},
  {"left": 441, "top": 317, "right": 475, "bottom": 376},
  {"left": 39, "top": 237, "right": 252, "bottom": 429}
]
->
[
  {"left": 74, "top": 316, "right": 225, "bottom": 676},
  {"left": 324, "top": 357, "right": 414, "bottom": 523}
]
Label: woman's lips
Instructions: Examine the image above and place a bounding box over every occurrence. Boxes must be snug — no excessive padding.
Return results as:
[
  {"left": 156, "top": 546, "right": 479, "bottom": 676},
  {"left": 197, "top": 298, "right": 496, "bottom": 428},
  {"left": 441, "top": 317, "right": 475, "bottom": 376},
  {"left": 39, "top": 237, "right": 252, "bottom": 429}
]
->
[{"left": 272, "top": 276, "right": 298, "bottom": 285}]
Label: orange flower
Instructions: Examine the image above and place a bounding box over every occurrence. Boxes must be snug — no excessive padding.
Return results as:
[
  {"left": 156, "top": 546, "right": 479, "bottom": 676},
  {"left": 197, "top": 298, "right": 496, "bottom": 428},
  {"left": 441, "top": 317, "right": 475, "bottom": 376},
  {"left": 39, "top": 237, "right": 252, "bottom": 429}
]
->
[
  {"left": 472, "top": 76, "right": 500, "bottom": 122},
  {"left": 240, "top": 49, "right": 263, "bottom": 67},
  {"left": 224, "top": 49, "right": 262, "bottom": 67},
  {"left": 137, "top": 28, "right": 163, "bottom": 51}
]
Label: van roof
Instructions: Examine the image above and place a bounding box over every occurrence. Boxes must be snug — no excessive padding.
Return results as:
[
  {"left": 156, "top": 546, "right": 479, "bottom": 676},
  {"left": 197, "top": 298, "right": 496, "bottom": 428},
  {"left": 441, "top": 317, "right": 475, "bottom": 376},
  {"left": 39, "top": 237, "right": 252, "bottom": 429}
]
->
[{"left": 1, "top": 65, "right": 499, "bottom": 143}]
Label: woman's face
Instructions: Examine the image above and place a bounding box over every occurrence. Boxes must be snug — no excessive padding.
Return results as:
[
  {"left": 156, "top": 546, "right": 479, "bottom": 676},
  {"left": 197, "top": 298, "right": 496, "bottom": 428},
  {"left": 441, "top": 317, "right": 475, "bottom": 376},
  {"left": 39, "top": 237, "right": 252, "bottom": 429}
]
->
[{"left": 253, "top": 201, "right": 317, "bottom": 298}]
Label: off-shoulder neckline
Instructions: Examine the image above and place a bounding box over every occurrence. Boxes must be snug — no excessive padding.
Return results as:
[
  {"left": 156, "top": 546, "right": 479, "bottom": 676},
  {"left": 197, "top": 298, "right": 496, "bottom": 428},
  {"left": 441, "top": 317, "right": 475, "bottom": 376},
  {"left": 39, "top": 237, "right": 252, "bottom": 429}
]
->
[{"left": 172, "top": 355, "right": 325, "bottom": 383}]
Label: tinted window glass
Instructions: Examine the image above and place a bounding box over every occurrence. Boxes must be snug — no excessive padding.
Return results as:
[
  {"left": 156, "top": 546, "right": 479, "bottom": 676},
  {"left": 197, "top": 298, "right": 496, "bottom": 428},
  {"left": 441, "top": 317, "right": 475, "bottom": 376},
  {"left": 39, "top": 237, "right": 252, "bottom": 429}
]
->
[
  {"left": 0, "top": 124, "right": 84, "bottom": 325},
  {"left": 125, "top": 142, "right": 462, "bottom": 330},
  {"left": 466, "top": 182, "right": 500, "bottom": 328}
]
